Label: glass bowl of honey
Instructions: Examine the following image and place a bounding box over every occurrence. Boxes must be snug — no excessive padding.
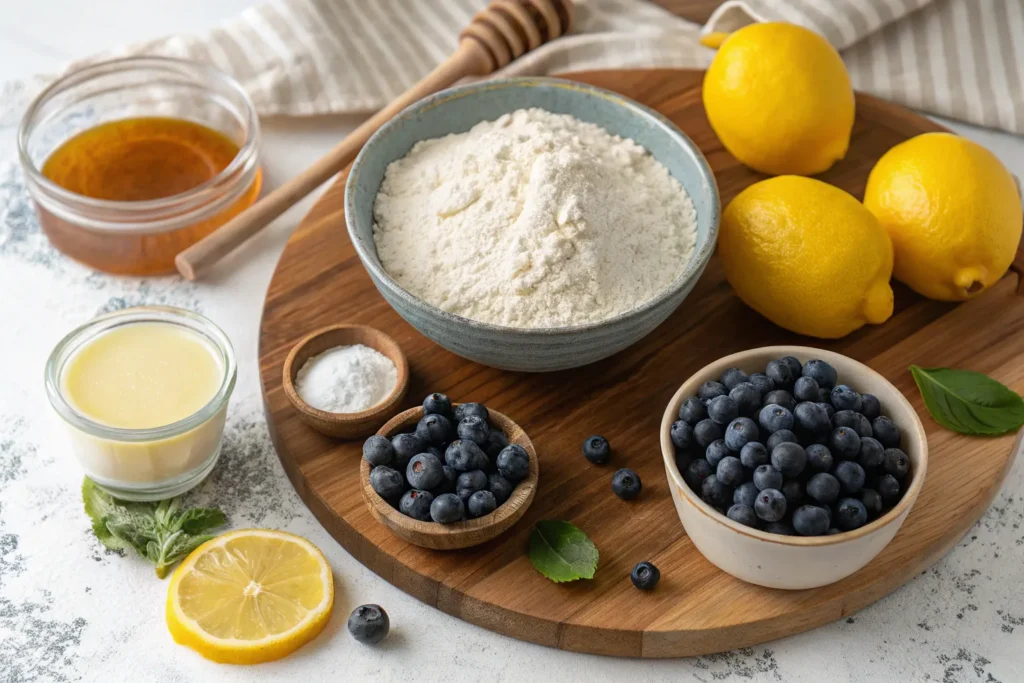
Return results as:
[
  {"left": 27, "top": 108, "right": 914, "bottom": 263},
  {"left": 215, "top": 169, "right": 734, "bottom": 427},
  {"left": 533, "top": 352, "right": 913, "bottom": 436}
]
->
[{"left": 18, "top": 57, "right": 262, "bottom": 275}]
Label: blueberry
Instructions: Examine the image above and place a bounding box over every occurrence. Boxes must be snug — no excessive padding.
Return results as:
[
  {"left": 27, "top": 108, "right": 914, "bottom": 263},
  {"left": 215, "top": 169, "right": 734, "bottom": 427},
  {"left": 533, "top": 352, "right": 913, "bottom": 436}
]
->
[
  {"left": 858, "top": 437, "right": 885, "bottom": 470},
  {"left": 698, "top": 381, "right": 728, "bottom": 403},
  {"left": 780, "top": 356, "right": 803, "bottom": 378},
  {"left": 362, "top": 435, "right": 394, "bottom": 467},
  {"left": 399, "top": 489, "right": 434, "bottom": 521},
  {"left": 765, "top": 359, "right": 794, "bottom": 389},
  {"left": 766, "top": 429, "right": 799, "bottom": 451},
  {"left": 793, "top": 376, "right": 820, "bottom": 403},
  {"left": 422, "top": 392, "right": 454, "bottom": 419},
  {"left": 496, "top": 444, "right": 530, "bottom": 482},
  {"left": 669, "top": 422, "right": 693, "bottom": 453},
  {"left": 833, "top": 410, "right": 873, "bottom": 438},
  {"left": 370, "top": 466, "right": 406, "bottom": 505},
  {"left": 705, "top": 439, "right": 730, "bottom": 468},
  {"left": 694, "top": 419, "right": 723, "bottom": 448},
  {"left": 734, "top": 481, "right": 760, "bottom": 507},
  {"left": 717, "top": 456, "right": 745, "bottom": 487},
  {"left": 445, "top": 439, "right": 486, "bottom": 472},
  {"left": 817, "top": 387, "right": 833, "bottom": 405},
  {"left": 430, "top": 492, "right": 465, "bottom": 523},
  {"left": 434, "top": 465, "right": 458, "bottom": 495},
  {"left": 763, "top": 389, "right": 797, "bottom": 412},
  {"left": 683, "top": 459, "right": 714, "bottom": 490},
  {"left": 817, "top": 402, "right": 835, "bottom": 419},
  {"left": 678, "top": 396, "right": 707, "bottom": 425},
  {"left": 727, "top": 503, "right": 758, "bottom": 528},
  {"left": 806, "top": 444, "right": 834, "bottom": 473},
  {"left": 707, "top": 395, "right": 739, "bottom": 426},
  {"left": 456, "top": 469, "right": 487, "bottom": 502},
  {"left": 861, "top": 394, "right": 882, "bottom": 420},
  {"left": 631, "top": 561, "right": 661, "bottom": 590},
  {"left": 834, "top": 460, "right": 866, "bottom": 494},
  {"left": 700, "top": 474, "right": 731, "bottom": 508},
  {"left": 771, "top": 442, "right": 807, "bottom": 478},
  {"left": 487, "top": 473, "right": 514, "bottom": 505},
  {"left": 391, "top": 433, "right": 425, "bottom": 472},
  {"left": 793, "top": 505, "right": 830, "bottom": 536},
  {"left": 415, "top": 413, "right": 453, "bottom": 448},
  {"left": 457, "top": 415, "right": 490, "bottom": 447},
  {"left": 406, "top": 452, "right": 444, "bottom": 490},
  {"left": 802, "top": 359, "right": 837, "bottom": 389},
  {"left": 830, "top": 427, "right": 862, "bottom": 459},
  {"left": 830, "top": 385, "right": 863, "bottom": 413},
  {"left": 781, "top": 479, "right": 804, "bottom": 506},
  {"left": 426, "top": 445, "right": 444, "bottom": 461},
  {"left": 871, "top": 416, "right": 900, "bottom": 447},
  {"left": 794, "top": 402, "right": 831, "bottom": 435},
  {"left": 826, "top": 528, "right": 842, "bottom": 535},
  {"left": 861, "top": 488, "right": 883, "bottom": 517},
  {"left": 878, "top": 474, "right": 901, "bottom": 504},
  {"left": 806, "top": 472, "right": 840, "bottom": 504},
  {"left": 348, "top": 604, "right": 390, "bottom": 644},
  {"left": 754, "top": 488, "right": 787, "bottom": 522},
  {"left": 740, "top": 441, "right": 769, "bottom": 469},
  {"left": 836, "top": 497, "right": 868, "bottom": 530},
  {"left": 675, "top": 451, "right": 693, "bottom": 475},
  {"left": 758, "top": 404, "right": 795, "bottom": 434},
  {"left": 613, "top": 468, "right": 642, "bottom": 500},
  {"left": 883, "top": 448, "right": 910, "bottom": 479},
  {"left": 813, "top": 503, "right": 833, "bottom": 527},
  {"left": 720, "top": 367, "right": 750, "bottom": 391},
  {"left": 584, "top": 435, "right": 612, "bottom": 464},
  {"left": 485, "top": 430, "right": 509, "bottom": 459},
  {"left": 753, "top": 464, "right": 784, "bottom": 491},
  {"left": 724, "top": 417, "right": 759, "bottom": 451},
  {"left": 765, "top": 521, "right": 795, "bottom": 535},
  {"left": 748, "top": 373, "right": 775, "bottom": 396},
  {"left": 467, "top": 490, "right": 497, "bottom": 518},
  {"left": 454, "top": 402, "right": 488, "bottom": 424},
  {"left": 729, "top": 382, "right": 761, "bottom": 416}
]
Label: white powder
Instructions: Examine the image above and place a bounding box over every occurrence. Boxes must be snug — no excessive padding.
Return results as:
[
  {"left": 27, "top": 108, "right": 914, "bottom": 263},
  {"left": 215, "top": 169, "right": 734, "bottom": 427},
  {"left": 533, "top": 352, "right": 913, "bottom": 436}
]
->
[
  {"left": 295, "top": 344, "right": 397, "bottom": 413},
  {"left": 372, "top": 108, "right": 698, "bottom": 329}
]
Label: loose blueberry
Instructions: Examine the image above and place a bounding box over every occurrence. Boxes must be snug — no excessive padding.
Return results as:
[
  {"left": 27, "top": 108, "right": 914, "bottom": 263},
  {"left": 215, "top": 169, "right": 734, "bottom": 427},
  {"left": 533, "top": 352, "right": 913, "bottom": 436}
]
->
[
  {"left": 487, "top": 473, "right": 514, "bottom": 505},
  {"left": 415, "top": 413, "right": 452, "bottom": 448},
  {"left": 683, "top": 459, "right": 714, "bottom": 490},
  {"left": 861, "top": 488, "right": 883, "bottom": 517},
  {"left": 734, "top": 481, "right": 760, "bottom": 507},
  {"left": 729, "top": 382, "right": 762, "bottom": 415},
  {"left": 369, "top": 466, "right": 405, "bottom": 504},
  {"left": 613, "top": 468, "right": 642, "bottom": 500},
  {"left": 717, "top": 456, "right": 745, "bottom": 487},
  {"left": 758, "top": 404, "right": 795, "bottom": 434},
  {"left": 763, "top": 389, "right": 797, "bottom": 413},
  {"left": 835, "top": 460, "right": 866, "bottom": 494},
  {"left": 765, "top": 521, "right": 796, "bottom": 535},
  {"left": 830, "top": 427, "right": 862, "bottom": 459},
  {"left": 445, "top": 439, "right": 486, "bottom": 472},
  {"left": 861, "top": 393, "right": 882, "bottom": 420},
  {"left": 802, "top": 359, "right": 837, "bottom": 389},
  {"left": 754, "top": 488, "right": 787, "bottom": 522},
  {"left": 454, "top": 402, "right": 488, "bottom": 424},
  {"left": 793, "top": 376, "right": 820, "bottom": 403},
  {"left": 793, "top": 505, "right": 831, "bottom": 536},
  {"left": 766, "top": 429, "right": 799, "bottom": 451},
  {"left": 794, "top": 402, "right": 831, "bottom": 435},
  {"left": 701, "top": 474, "right": 732, "bottom": 508},
  {"left": 858, "top": 437, "right": 885, "bottom": 470},
  {"left": 836, "top": 497, "right": 869, "bottom": 530},
  {"left": 694, "top": 419, "right": 724, "bottom": 448},
  {"left": 780, "top": 356, "right": 803, "bottom": 378},
  {"left": 422, "top": 392, "right": 454, "bottom": 419},
  {"left": 771, "top": 442, "right": 807, "bottom": 478},
  {"left": 830, "top": 385, "right": 863, "bottom": 413},
  {"left": 707, "top": 395, "right": 740, "bottom": 426},
  {"left": 781, "top": 479, "right": 804, "bottom": 506},
  {"left": 348, "top": 604, "right": 390, "bottom": 645},
  {"left": 496, "top": 444, "right": 530, "bottom": 482},
  {"left": 806, "top": 472, "right": 840, "bottom": 504},
  {"left": 724, "top": 417, "right": 759, "bottom": 452},
  {"left": 878, "top": 474, "right": 901, "bottom": 504},
  {"left": 669, "top": 422, "right": 693, "bottom": 453},
  {"left": 806, "top": 443, "right": 834, "bottom": 473},
  {"left": 467, "top": 490, "right": 497, "bottom": 518},
  {"left": 456, "top": 470, "right": 487, "bottom": 502},
  {"left": 727, "top": 503, "right": 758, "bottom": 528},
  {"left": 748, "top": 373, "right": 775, "bottom": 396},
  {"left": 584, "top": 435, "right": 613, "bottom": 464},
  {"left": 678, "top": 396, "right": 707, "bottom": 425},
  {"left": 485, "top": 430, "right": 509, "bottom": 459},
  {"left": 362, "top": 435, "right": 394, "bottom": 467},
  {"left": 720, "top": 367, "right": 750, "bottom": 391},
  {"left": 753, "top": 464, "right": 784, "bottom": 491},
  {"left": 391, "top": 433, "right": 425, "bottom": 472},
  {"left": 399, "top": 489, "right": 434, "bottom": 521},
  {"left": 698, "top": 381, "right": 728, "bottom": 403},
  {"left": 406, "top": 452, "right": 444, "bottom": 490},
  {"left": 765, "top": 359, "right": 795, "bottom": 389},
  {"left": 631, "top": 561, "right": 661, "bottom": 590},
  {"left": 705, "top": 439, "right": 731, "bottom": 468},
  {"left": 430, "top": 493, "right": 465, "bottom": 523},
  {"left": 740, "top": 441, "right": 770, "bottom": 469},
  {"left": 872, "top": 416, "right": 901, "bottom": 448},
  {"left": 883, "top": 448, "right": 910, "bottom": 478},
  {"left": 457, "top": 415, "right": 490, "bottom": 447}
]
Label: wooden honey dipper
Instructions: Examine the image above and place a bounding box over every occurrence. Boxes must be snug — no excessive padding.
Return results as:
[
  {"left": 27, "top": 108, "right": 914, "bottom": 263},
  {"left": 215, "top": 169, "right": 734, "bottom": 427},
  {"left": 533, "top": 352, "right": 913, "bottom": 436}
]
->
[{"left": 176, "top": 0, "right": 574, "bottom": 280}]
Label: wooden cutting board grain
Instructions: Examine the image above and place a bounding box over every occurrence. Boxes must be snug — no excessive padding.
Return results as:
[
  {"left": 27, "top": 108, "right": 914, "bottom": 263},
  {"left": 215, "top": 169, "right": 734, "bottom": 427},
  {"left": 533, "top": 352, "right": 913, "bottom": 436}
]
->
[{"left": 258, "top": 69, "right": 1023, "bottom": 657}]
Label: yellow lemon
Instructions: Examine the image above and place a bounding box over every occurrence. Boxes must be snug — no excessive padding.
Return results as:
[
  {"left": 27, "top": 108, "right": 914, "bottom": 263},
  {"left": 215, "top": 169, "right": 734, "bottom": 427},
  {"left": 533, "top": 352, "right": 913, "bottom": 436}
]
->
[
  {"left": 719, "top": 176, "right": 894, "bottom": 339},
  {"left": 864, "top": 132, "right": 1022, "bottom": 301},
  {"left": 166, "top": 529, "right": 334, "bottom": 664},
  {"left": 703, "top": 22, "right": 854, "bottom": 176}
]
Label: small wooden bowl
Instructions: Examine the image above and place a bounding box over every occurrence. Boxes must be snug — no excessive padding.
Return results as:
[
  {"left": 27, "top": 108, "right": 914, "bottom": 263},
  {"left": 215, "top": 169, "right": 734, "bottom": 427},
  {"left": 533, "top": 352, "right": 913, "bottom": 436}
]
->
[
  {"left": 282, "top": 324, "right": 409, "bottom": 439},
  {"left": 360, "top": 406, "right": 538, "bottom": 550}
]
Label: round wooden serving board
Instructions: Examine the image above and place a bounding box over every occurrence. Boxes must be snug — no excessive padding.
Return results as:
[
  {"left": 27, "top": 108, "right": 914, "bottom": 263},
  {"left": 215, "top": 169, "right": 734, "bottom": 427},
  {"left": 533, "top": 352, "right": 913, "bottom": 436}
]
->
[{"left": 259, "top": 69, "right": 1024, "bottom": 657}]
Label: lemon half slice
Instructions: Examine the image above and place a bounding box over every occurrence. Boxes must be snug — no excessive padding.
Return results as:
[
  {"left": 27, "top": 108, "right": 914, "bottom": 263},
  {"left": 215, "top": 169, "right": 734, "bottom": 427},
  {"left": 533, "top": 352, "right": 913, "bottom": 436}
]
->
[{"left": 166, "top": 529, "right": 334, "bottom": 664}]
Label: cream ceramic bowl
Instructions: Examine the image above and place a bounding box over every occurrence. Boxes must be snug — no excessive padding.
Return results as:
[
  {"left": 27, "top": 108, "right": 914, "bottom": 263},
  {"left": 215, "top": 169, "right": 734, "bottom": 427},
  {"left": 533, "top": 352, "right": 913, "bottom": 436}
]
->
[{"left": 660, "top": 346, "right": 928, "bottom": 590}]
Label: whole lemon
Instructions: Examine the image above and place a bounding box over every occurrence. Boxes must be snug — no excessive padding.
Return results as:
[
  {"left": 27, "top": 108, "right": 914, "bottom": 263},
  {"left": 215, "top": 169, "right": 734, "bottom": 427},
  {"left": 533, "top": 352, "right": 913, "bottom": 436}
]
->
[
  {"left": 864, "top": 132, "right": 1022, "bottom": 301},
  {"left": 703, "top": 22, "right": 854, "bottom": 176},
  {"left": 719, "top": 176, "right": 894, "bottom": 339}
]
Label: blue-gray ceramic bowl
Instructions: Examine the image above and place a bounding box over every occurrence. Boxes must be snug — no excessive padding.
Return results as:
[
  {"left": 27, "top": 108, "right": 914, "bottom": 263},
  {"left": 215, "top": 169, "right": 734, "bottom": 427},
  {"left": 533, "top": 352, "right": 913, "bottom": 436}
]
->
[{"left": 345, "top": 77, "right": 719, "bottom": 372}]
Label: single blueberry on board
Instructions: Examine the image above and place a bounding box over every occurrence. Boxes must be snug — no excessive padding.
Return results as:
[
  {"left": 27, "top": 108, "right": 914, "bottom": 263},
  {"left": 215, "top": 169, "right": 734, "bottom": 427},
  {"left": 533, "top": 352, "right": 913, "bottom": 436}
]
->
[
  {"left": 771, "top": 442, "right": 807, "bottom": 478},
  {"left": 457, "top": 415, "right": 491, "bottom": 447},
  {"left": 399, "top": 489, "right": 434, "bottom": 521},
  {"left": 487, "top": 473, "right": 514, "bottom": 505},
  {"left": 467, "top": 490, "right": 497, "bottom": 518},
  {"left": 748, "top": 373, "right": 775, "bottom": 396},
  {"left": 753, "top": 464, "right": 784, "bottom": 491},
  {"left": 612, "top": 468, "right": 642, "bottom": 500},
  {"left": 806, "top": 472, "right": 840, "bottom": 504},
  {"left": 884, "top": 448, "right": 911, "bottom": 478},
  {"left": 496, "top": 444, "right": 530, "bottom": 482},
  {"left": 734, "top": 481, "right": 759, "bottom": 507},
  {"left": 362, "top": 435, "right": 394, "bottom": 467},
  {"left": 584, "top": 435, "right": 612, "bottom": 464},
  {"left": 830, "top": 385, "right": 863, "bottom": 413},
  {"left": 683, "top": 459, "right": 714, "bottom": 491},
  {"left": 694, "top": 419, "right": 724, "bottom": 448},
  {"left": 724, "top": 417, "right": 759, "bottom": 452},
  {"left": 678, "top": 396, "right": 707, "bottom": 425},
  {"left": 445, "top": 439, "right": 486, "bottom": 472},
  {"left": 370, "top": 466, "right": 406, "bottom": 504},
  {"left": 878, "top": 474, "right": 901, "bottom": 504},
  {"left": 707, "top": 395, "right": 740, "bottom": 425},
  {"left": 720, "top": 367, "right": 750, "bottom": 391},
  {"left": 631, "top": 561, "right": 661, "bottom": 590},
  {"left": 835, "top": 460, "right": 866, "bottom": 494},
  {"left": 348, "top": 604, "right": 390, "bottom": 644},
  {"left": 765, "top": 359, "right": 795, "bottom": 389},
  {"left": 872, "top": 416, "right": 901, "bottom": 447},
  {"left": 861, "top": 488, "right": 884, "bottom": 517},
  {"left": 729, "top": 382, "right": 762, "bottom": 415},
  {"left": 423, "top": 392, "right": 454, "bottom": 419},
  {"left": 701, "top": 474, "right": 732, "bottom": 508},
  {"left": 758, "top": 404, "right": 795, "bottom": 434},
  {"left": 861, "top": 393, "right": 882, "bottom": 420},
  {"left": 805, "top": 443, "right": 834, "bottom": 473},
  {"left": 793, "top": 505, "right": 830, "bottom": 536},
  {"left": 793, "top": 376, "right": 820, "bottom": 403},
  {"left": 802, "top": 359, "right": 838, "bottom": 389},
  {"left": 430, "top": 493, "right": 466, "bottom": 523},
  {"left": 454, "top": 402, "right": 489, "bottom": 424},
  {"left": 669, "top": 422, "right": 694, "bottom": 453},
  {"left": 754, "top": 488, "right": 787, "bottom": 522},
  {"left": 727, "top": 503, "right": 758, "bottom": 528},
  {"left": 740, "top": 441, "right": 770, "bottom": 469},
  {"left": 406, "top": 452, "right": 444, "bottom": 490},
  {"left": 705, "top": 439, "right": 731, "bottom": 468},
  {"left": 836, "top": 497, "right": 869, "bottom": 530},
  {"left": 698, "top": 381, "right": 728, "bottom": 403},
  {"left": 763, "top": 389, "right": 797, "bottom": 413},
  {"left": 716, "top": 456, "right": 745, "bottom": 487},
  {"left": 858, "top": 437, "right": 885, "bottom": 470},
  {"left": 830, "top": 427, "right": 862, "bottom": 459},
  {"left": 766, "top": 429, "right": 799, "bottom": 451},
  {"left": 415, "top": 413, "right": 453, "bottom": 447}
]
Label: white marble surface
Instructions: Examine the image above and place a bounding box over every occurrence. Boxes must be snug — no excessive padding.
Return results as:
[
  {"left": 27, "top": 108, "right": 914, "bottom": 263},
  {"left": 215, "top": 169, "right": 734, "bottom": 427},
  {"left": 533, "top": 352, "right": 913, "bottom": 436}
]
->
[{"left": 2, "top": 2, "right": 1024, "bottom": 681}]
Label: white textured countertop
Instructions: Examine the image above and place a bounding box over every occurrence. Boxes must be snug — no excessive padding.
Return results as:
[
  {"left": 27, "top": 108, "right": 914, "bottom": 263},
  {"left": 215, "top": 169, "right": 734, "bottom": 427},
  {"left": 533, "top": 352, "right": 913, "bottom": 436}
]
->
[{"left": 2, "top": 2, "right": 1023, "bottom": 681}]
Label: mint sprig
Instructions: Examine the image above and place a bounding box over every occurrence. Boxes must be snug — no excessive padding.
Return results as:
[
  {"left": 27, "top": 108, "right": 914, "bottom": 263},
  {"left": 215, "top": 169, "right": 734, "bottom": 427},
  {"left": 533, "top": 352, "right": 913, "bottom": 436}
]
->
[{"left": 528, "top": 520, "right": 599, "bottom": 583}]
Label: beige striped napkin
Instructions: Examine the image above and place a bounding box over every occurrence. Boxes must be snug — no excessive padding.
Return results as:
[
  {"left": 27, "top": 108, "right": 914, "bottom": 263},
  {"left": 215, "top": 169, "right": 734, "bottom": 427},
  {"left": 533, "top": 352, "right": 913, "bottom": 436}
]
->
[{"left": 5, "top": 0, "right": 1024, "bottom": 135}]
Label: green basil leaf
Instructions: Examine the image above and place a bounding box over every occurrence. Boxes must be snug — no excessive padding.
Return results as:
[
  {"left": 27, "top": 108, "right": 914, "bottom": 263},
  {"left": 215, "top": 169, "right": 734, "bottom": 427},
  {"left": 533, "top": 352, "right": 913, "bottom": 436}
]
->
[
  {"left": 909, "top": 365, "right": 1024, "bottom": 435},
  {"left": 529, "top": 521, "right": 598, "bottom": 583}
]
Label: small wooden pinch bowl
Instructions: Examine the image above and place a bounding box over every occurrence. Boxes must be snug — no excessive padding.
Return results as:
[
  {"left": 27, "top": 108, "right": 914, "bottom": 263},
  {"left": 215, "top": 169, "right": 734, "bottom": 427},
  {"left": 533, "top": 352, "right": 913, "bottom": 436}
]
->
[
  {"left": 360, "top": 406, "right": 539, "bottom": 550},
  {"left": 282, "top": 324, "right": 409, "bottom": 439}
]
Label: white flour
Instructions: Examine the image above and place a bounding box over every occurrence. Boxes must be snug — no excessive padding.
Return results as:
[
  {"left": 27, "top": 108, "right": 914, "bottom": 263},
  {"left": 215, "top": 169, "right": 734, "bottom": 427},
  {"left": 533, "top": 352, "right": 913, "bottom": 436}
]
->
[
  {"left": 295, "top": 344, "right": 397, "bottom": 413},
  {"left": 372, "top": 108, "right": 698, "bottom": 328}
]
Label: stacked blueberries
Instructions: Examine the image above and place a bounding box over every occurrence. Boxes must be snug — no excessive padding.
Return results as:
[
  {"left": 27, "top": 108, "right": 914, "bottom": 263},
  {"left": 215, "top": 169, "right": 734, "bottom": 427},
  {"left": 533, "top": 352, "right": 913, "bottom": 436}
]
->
[
  {"left": 364, "top": 393, "right": 531, "bottom": 524},
  {"left": 670, "top": 356, "right": 912, "bottom": 536}
]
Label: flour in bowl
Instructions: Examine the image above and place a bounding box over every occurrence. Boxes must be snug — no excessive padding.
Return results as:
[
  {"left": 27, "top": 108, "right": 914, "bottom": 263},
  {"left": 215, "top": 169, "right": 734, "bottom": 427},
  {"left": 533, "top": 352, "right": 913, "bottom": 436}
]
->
[{"left": 371, "top": 108, "right": 698, "bottom": 329}]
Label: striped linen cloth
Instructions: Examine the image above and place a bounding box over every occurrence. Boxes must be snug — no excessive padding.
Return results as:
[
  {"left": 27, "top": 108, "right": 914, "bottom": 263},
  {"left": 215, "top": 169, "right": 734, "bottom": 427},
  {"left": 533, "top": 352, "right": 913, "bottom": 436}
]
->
[{"left": 5, "top": 0, "right": 1024, "bottom": 134}]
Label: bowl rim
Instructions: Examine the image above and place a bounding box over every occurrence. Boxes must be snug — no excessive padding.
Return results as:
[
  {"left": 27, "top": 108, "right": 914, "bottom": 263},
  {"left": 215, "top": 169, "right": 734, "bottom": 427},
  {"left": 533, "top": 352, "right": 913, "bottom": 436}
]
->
[
  {"left": 660, "top": 345, "right": 929, "bottom": 547},
  {"left": 344, "top": 75, "right": 720, "bottom": 337}
]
